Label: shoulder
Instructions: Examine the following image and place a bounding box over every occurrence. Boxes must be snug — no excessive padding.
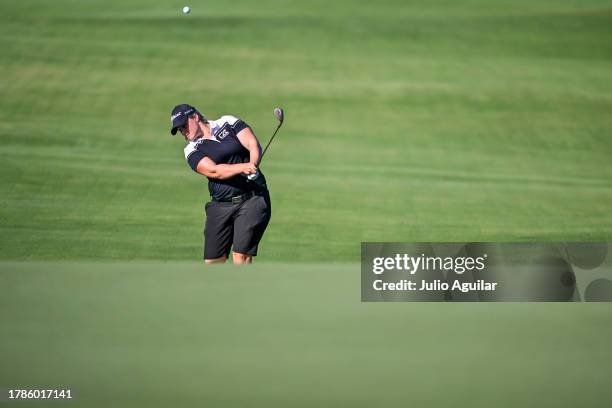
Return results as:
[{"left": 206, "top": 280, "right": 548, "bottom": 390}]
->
[
  {"left": 183, "top": 142, "right": 196, "bottom": 159},
  {"left": 214, "top": 115, "right": 249, "bottom": 134},
  {"left": 216, "top": 115, "right": 241, "bottom": 126},
  {"left": 183, "top": 140, "right": 205, "bottom": 159},
  {"left": 213, "top": 115, "right": 249, "bottom": 129}
]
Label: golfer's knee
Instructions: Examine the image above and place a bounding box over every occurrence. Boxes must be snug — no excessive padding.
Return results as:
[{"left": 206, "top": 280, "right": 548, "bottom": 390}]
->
[
  {"left": 204, "top": 256, "right": 227, "bottom": 265},
  {"left": 232, "top": 252, "right": 252, "bottom": 264}
]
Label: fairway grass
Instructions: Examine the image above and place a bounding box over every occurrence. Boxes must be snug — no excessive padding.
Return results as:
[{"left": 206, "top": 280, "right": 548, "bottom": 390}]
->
[
  {"left": 1, "top": 262, "right": 612, "bottom": 407},
  {"left": 2, "top": 2, "right": 612, "bottom": 406},
  {"left": 1, "top": 0, "right": 611, "bottom": 262}
]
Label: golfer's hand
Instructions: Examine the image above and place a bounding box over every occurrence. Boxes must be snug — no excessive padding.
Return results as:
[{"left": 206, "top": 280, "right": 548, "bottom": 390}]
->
[
  {"left": 247, "top": 170, "right": 260, "bottom": 181},
  {"left": 241, "top": 162, "right": 258, "bottom": 175},
  {"left": 247, "top": 170, "right": 266, "bottom": 188}
]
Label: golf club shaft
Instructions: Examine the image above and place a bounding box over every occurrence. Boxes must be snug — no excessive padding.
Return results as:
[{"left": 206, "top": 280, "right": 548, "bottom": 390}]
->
[{"left": 260, "top": 121, "right": 283, "bottom": 162}]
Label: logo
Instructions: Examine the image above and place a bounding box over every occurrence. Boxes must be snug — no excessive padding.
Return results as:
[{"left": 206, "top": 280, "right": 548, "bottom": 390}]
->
[
  {"left": 171, "top": 108, "right": 194, "bottom": 123},
  {"left": 217, "top": 129, "right": 230, "bottom": 140}
]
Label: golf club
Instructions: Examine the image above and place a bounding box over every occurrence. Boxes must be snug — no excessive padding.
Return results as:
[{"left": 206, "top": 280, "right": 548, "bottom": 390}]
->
[
  {"left": 261, "top": 107, "right": 284, "bottom": 160},
  {"left": 247, "top": 107, "right": 284, "bottom": 182}
]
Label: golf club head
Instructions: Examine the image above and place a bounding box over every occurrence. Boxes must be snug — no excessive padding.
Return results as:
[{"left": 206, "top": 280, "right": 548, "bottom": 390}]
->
[{"left": 273, "top": 107, "right": 284, "bottom": 124}]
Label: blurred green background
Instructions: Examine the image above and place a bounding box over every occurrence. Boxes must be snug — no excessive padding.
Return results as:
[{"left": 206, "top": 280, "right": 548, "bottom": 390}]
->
[
  {"left": 1, "top": 0, "right": 611, "bottom": 262},
  {"left": 1, "top": 1, "right": 612, "bottom": 406}
]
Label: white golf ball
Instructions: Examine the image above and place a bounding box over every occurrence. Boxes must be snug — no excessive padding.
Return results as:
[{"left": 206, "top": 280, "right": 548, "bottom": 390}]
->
[{"left": 182, "top": 6, "right": 191, "bottom": 14}]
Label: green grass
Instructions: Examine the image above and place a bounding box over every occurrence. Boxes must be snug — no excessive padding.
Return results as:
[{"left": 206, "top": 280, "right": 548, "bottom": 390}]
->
[
  {"left": 1, "top": 0, "right": 611, "bottom": 262},
  {"left": 1, "top": 262, "right": 612, "bottom": 407},
  {"left": 1, "top": 2, "right": 612, "bottom": 405}
]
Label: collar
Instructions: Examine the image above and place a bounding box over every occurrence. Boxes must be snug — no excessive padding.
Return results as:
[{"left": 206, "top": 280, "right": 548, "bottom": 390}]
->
[{"left": 209, "top": 120, "right": 220, "bottom": 141}]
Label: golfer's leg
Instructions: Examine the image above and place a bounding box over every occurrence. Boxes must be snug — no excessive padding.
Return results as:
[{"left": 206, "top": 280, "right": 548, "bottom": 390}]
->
[
  {"left": 232, "top": 194, "right": 272, "bottom": 261},
  {"left": 232, "top": 252, "right": 252, "bottom": 264},
  {"left": 205, "top": 255, "right": 228, "bottom": 264},
  {"left": 204, "top": 201, "right": 234, "bottom": 263}
]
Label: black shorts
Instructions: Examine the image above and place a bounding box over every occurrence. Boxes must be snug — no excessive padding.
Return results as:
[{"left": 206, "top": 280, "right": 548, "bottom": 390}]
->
[{"left": 203, "top": 192, "right": 271, "bottom": 259}]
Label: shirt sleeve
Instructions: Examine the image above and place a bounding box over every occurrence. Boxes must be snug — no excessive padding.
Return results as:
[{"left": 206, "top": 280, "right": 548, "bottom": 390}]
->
[
  {"left": 220, "top": 115, "right": 249, "bottom": 134},
  {"left": 231, "top": 119, "right": 248, "bottom": 133},
  {"left": 184, "top": 143, "right": 207, "bottom": 172},
  {"left": 187, "top": 151, "right": 206, "bottom": 172}
]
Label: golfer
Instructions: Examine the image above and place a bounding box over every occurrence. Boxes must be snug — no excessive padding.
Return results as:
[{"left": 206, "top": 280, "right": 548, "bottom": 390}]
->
[{"left": 170, "top": 104, "right": 271, "bottom": 264}]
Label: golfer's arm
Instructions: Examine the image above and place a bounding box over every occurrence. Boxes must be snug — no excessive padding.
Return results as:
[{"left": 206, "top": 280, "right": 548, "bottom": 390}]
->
[
  {"left": 196, "top": 157, "right": 246, "bottom": 180},
  {"left": 237, "top": 128, "right": 262, "bottom": 166}
]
